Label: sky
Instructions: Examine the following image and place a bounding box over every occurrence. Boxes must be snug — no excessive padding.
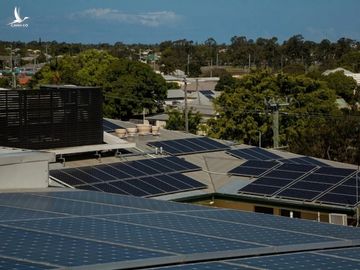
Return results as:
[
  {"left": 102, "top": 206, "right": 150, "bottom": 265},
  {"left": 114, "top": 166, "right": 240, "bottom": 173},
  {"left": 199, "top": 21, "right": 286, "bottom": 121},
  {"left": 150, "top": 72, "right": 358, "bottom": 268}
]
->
[{"left": 1, "top": 0, "right": 360, "bottom": 44}]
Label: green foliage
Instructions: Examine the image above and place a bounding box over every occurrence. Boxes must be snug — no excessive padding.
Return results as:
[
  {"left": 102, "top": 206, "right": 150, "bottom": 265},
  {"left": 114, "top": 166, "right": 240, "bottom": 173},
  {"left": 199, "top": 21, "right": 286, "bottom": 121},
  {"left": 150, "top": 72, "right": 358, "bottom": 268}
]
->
[
  {"left": 208, "top": 71, "right": 341, "bottom": 154},
  {"left": 288, "top": 115, "right": 360, "bottom": 164},
  {"left": 103, "top": 59, "right": 167, "bottom": 119},
  {"left": 339, "top": 51, "right": 360, "bottom": 72},
  {"left": 322, "top": 71, "right": 357, "bottom": 103},
  {"left": 282, "top": 63, "right": 306, "bottom": 75},
  {"left": 166, "top": 108, "right": 202, "bottom": 134},
  {"left": 166, "top": 82, "right": 181, "bottom": 90},
  {"left": 215, "top": 73, "right": 237, "bottom": 91},
  {"left": 0, "top": 77, "right": 10, "bottom": 88},
  {"left": 31, "top": 49, "right": 167, "bottom": 119}
]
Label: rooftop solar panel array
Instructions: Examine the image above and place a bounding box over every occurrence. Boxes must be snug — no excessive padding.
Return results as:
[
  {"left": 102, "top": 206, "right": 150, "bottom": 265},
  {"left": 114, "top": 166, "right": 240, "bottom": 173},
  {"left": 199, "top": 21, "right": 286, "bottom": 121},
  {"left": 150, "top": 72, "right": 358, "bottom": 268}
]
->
[
  {"left": 239, "top": 163, "right": 317, "bottom": 196},
  {"left": 103, "top": 118, "right": 123, "bottom": 133},
  {"left": 317, "top": 175, "right": 360, "bottom": 206},
  {"left": 1, "top": 191, "right": 360, "bottom": 269},
  {"left": 282, "top": 156, "right": 330, "bottom": 167},
  {"left": 147, "top": 137, "right": 230, "bottom": 155},
  {"left": 199, "top": 90, "right": 215, "bottom": 100},
  {"left": 238, "top": 161, "right": 359, "bottom": 206},
  {"left": 277, "top": 167, "right": 356, "bottom": 202},
  {"left": 228, "top": 160, "right": 279, "bottom": 177},
  {"left": 150, "top": 248, "right": 360, "bottom": 269},
  {"left": 227, "top": 146, "right": 333, "bottom": 168},
  {"left": 50, "top": 156, "right": 206, "bottom": 197},
  {"left": 227, "top": 147, "right": 282, "bottom": 161}
]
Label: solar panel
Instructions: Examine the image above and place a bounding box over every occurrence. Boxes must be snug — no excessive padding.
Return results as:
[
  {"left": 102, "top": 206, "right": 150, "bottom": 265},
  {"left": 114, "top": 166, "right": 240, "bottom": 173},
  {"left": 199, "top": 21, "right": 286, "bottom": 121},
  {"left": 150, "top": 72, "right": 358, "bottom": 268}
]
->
[
  {"left": 200, "top": 90, "right": 215, "bottom": 100},
  {"left": 0, "top": 257, "right": 55, "bottom": 270},
  {"left": 50, "top": 157, "right": 205, "bottom": 197},
  {"left": 283, "top": 156, "right": 330, "bottom": 167},
  {"left": 228, "top": 160, "right": 279, "bottom": 177},
  {"left": 2, "top": 190, "right": 360, "bottom": 269},
  {"left": 103, "top": 118, "right": 122, "bottom": 133},
  {"left": 314, "top": 175, "right": 359, "bottom": 206},
  {"left": 276, "top": 167, "right": 356, "bottom": 202},
  {"left": 199, "top": 90, "right": 215, "bottom": 96},
  {"left": 227, "top": 147, "right": 282, "bottom": 161},
  {"left": 80, "top": 173, "right": 207, "bottom": 198},
  {"left": 239, "top": 163, "right": 316, "bottom": 197},
  {"left": 231, "top": 251, "right": 360, "bottom": 270},
  {"left": 150, "top": 247, "right": 360, "bottom": 269},
  {"left": 147, "top": 137, "right": 230, "bottom": 155}
]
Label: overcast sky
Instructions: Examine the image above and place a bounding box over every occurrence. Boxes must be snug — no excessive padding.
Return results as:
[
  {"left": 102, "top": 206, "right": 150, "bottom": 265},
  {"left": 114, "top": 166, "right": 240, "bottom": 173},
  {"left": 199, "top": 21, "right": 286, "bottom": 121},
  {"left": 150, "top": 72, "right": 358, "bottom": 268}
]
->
[{"left": 1, "top": 0, "right": 360, "bottom": 44}]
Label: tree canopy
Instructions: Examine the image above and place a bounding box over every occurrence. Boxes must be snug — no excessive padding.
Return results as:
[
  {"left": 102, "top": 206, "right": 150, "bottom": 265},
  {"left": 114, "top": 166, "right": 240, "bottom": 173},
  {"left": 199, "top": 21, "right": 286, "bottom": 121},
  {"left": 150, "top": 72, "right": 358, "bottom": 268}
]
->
[
  {"left": 207, "top": 70, "right": 360, "bottom": 163},
  {"left": 30, "top": 49, "right": 167, "bottom": 119}
]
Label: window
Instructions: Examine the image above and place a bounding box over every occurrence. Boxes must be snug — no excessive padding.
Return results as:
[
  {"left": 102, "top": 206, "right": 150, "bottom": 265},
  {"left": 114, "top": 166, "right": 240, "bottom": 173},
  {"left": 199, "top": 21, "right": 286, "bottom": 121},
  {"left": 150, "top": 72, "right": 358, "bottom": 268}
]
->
[{"left": 254, "top": 206, "right": 274, "bottom": 215}]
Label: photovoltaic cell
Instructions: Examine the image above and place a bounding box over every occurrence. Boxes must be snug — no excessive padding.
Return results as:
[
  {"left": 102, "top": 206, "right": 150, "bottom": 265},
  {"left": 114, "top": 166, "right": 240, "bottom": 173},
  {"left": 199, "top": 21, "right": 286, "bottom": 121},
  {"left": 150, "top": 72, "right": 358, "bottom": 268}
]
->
[
  {"left": 50, "top": 156, "right": 204, "bottom": 197},
  {"left": 228, "top": 160, "right": 279, "bottom": 177},
  {"left": 227, "top": 147, "right": 282, "bottom": 161},
  {"left": 239, "top": 163, "right": 316, "bottom": 197},
  {"left": 283, "top": 156, "right": 330, "bottom": 167},
  {"left": 239, "top": 184, "right": 280, "bottom": 196},
  {"left": 2, "top": 190, "right": 360, "bottom": 269},
  {"left": 0, "top": 257, "right": 56, "bottom": 270},
  {"left": 150, "top": 248, "right": 360, "bottom": 269},
  {"left": 276, "top": 166, "right": 356, "bottom": 202},
  {"left": 147, "top": 137, "right": 230, "bottom": 155},
  {"left": 232, "top": 252, "right": 360, "bottom": 270}
]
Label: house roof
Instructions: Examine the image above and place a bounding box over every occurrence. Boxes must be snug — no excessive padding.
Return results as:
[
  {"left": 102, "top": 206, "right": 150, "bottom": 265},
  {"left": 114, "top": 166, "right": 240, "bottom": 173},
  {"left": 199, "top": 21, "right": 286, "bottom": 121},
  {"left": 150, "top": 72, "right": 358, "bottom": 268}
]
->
[{"left": 1, "top": 189, "right": 360, "bottom": 269}]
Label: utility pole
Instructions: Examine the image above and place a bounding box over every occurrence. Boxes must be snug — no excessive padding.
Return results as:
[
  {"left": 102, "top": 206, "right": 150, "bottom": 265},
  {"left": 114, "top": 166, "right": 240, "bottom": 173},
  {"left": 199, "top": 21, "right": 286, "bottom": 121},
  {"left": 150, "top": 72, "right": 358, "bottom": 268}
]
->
[
  {"left": 210, "top": 59, "right": 213, "bottom": 77},
  {"left": 248, "top": 53, "right": 251, "bottom": 70},
  {"left": 7, "top": 46, "right": 17, "bottom": 89},
  {"left": 196, "top": 78, "right": 200, "bottom": 105},
  {"left": 187, "top": 54, "right": 190, "bottom": 76},
  {"left": 184, "top": 78, "right": 189, "bottom": 133},
  {"left": 265, "top": 98, "right": 289, "bottom": 149}
]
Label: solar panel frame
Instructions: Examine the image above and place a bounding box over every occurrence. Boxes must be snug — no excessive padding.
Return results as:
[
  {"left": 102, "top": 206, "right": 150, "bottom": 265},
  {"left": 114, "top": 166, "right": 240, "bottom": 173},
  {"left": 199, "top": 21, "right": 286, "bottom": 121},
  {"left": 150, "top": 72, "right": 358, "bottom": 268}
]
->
[
  {"left": 227, "top": 147, "right": 282, "bottom": 161},
  {"left": 6, "top": 190, "right": 360, "bottom": 270},
  {"left": 92, "top": 183, "right": 127, "bottom": 194},
  {"left": 63, "top": 168, "right": 104, "bottom": 184},
  {"left": 110, "top": 180, "right": 151, "bottom": 197},
  {"left": 228, "top": 160, "right": 279, "bottom": 177},
  {"left": 273, "top": 166, "right": 356, "bottom": 202},
  {"left": 254, "top": 177, "right": 293, "bottom": 187},
  {"left": 317, "top": 192, "right": 358, "bottom": 206},
  {"left": 238, "top": 163, "right": 317, "bottom": 197},
  {"left": 50, "top": 156, "right": 204, "bottom": 197},
  {"left": 147, "top": 137, "right": 230, "bottom": 156},
  {"left": 283, "top": 156, "right": 330, "bottom": 167},
  {"left": 277, "top": 188, "right": 322, "bottom": 201},
  {"left": 50, "top": 170, "right": 86, "bottom": 186},
  {"left": 239, "top": 184, "right": 280, "bottom": 196},
  {"left": 174, "top": 139, "right": 209, "bottom": 152}
]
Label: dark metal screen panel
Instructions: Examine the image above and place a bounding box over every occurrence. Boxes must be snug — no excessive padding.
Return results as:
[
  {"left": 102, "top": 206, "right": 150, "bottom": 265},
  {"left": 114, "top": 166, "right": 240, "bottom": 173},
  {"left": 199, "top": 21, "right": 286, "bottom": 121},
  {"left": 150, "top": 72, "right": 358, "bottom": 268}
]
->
[{"left": 0, "top": 86, "right": 103, "bottom": 149}]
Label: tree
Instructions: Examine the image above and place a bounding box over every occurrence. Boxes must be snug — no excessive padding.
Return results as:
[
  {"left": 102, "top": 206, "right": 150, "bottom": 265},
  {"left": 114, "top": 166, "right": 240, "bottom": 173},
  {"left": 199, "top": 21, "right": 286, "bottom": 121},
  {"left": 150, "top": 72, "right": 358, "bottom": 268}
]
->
[
  {"left": 339, "top": 51, "right": 360, "bottom": 72},
  {"left": 30, "top": 49, "right": 167, "bottom": 119},
  {"left": 0, "top": 77, "right": 10, "bottom": 88},
  {"left": 103, "top": 59, "right": 167, "bottom": 119},
  {"left": 322, "top": 71, "right": 357, "bottom": 104},
  {"left": 214, "top": 72, "right": 237, "bottom": 91},
  {"left": 166, "top": 108, "right": 201, "bottom": 134},
  {"left": 208, "top": 70, "right": 340, "bottom": 154}
]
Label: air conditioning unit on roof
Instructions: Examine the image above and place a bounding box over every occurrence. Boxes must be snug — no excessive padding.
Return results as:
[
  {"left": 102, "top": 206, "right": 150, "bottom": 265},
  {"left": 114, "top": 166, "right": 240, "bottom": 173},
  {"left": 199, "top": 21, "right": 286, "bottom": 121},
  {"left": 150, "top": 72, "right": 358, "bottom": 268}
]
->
[{"left": 329, "top": 213, "right": 348, "bottom": 226}]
